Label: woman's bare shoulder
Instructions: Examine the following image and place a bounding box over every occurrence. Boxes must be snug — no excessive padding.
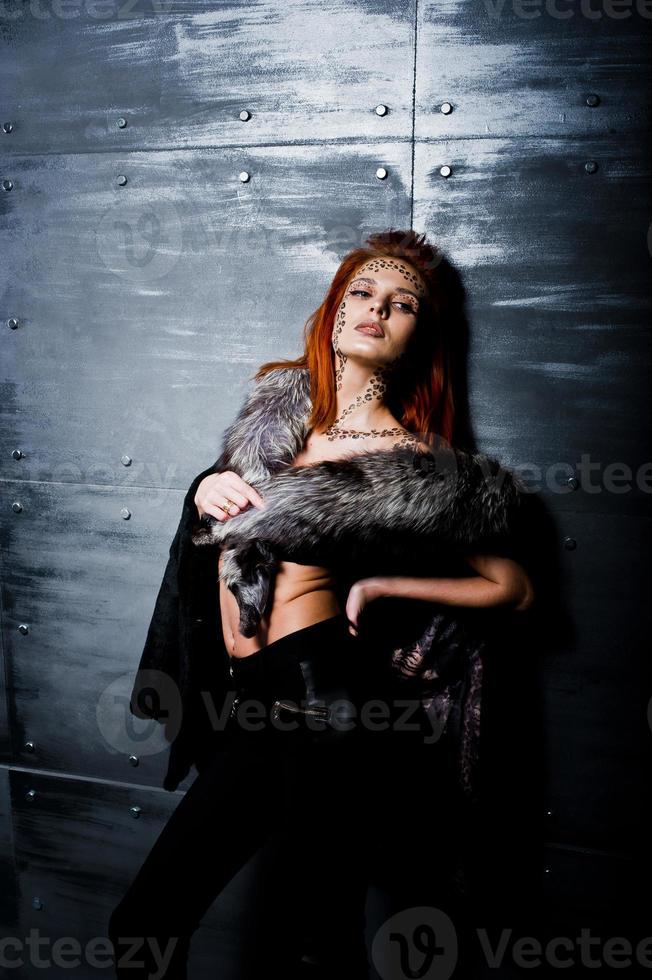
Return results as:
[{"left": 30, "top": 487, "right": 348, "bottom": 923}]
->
[{"left": 390, "top": 430, "right": 432, "bottom": 455}]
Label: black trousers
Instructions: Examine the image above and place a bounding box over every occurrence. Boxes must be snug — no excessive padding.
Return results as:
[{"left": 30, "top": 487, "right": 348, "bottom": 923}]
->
[{"left": 108, "top": 612, "right": 462, "bottom": 979}]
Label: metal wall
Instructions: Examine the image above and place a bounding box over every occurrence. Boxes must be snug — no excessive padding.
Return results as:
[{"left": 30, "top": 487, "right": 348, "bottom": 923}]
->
[{"left": 1, "top": 0, "right": 650, "bottom": 975}]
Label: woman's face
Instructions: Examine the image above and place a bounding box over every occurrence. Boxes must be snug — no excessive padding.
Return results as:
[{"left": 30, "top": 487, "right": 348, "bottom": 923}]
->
[{"left": 332, "top": 257, "right": 427, "bottom": 370}]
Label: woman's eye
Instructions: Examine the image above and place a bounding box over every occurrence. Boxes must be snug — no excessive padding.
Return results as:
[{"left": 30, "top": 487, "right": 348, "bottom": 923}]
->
[{"left": 349, "top": 289, "right": 416, "bottom": 314}]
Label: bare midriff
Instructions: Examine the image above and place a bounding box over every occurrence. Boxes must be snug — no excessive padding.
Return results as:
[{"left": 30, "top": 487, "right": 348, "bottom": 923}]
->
[
  {"left": 216, "top": 427, "right": 426, "bottom": 659},
  {"left": 218, "top": 553, "right": 341, "bottom": 658}
]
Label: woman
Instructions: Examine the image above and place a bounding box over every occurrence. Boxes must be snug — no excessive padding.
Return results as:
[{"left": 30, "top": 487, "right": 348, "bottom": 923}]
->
[{"left": 109, "top": 229, "right": 534, "bottom": 979}]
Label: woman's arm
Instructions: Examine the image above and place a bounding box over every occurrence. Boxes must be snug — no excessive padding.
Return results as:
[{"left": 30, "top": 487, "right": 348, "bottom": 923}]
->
[{"left": 357, "top": 554, "right": 535, "bottom": 613}]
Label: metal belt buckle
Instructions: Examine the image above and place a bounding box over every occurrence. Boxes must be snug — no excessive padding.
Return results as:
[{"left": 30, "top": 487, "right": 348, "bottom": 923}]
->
[{"left": 270, "top": 699, "right": 331, "bottom": 726}]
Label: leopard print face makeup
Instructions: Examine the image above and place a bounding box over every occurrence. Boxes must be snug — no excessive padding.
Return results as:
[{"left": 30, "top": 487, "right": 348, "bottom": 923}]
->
[{"left": 329, "top": 257, "right": 426, "bottom": 425}]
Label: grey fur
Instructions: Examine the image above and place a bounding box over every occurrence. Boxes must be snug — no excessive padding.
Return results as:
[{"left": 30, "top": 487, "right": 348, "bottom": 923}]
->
[{"left": 192, "top": 366, "right": 525, "bottom": 637}]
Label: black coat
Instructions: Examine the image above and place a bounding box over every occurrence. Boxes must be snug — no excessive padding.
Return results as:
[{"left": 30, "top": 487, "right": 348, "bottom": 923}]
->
[{"left": 129, "top": 455, "right": 236, "bottom": 791}]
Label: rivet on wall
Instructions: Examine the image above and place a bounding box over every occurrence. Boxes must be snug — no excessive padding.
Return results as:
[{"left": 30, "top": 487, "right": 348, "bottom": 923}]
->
[
  {"left": 7, "top": 317, "right": 20, "bottom": 329},
  {"left": 2, "top": 179, "right": 14, "bottom": 191},
  {"left": 2, "top": 122, "right": 13, "bottom": 134},
  {"left": 26, "top": 789, "right": 37, "bottom": 801},
  {"left": 585, "top": 94, "right": 600, "bottom": 108},
  {"left": 12, "top": 449, "right": 24, "bottom": 460},
  {"left": 584, "top": 161, "right": 598, "bottom": 174},
  {"left": 24, "top": 741, "right": 35, "bottom": 753},
  {"left": 239, "top": 171, "right": 250, "bottom": 182},
  {"left": 121, "top": 455, "right": 132, "bottom": 467},
  {"left": 440, "top": 102, "right": 453, "bottom": 115},
  {"left": 128, "top": 755, "right": 139, "bottom": 767},
  {"left": 121, "top": 508, "right": 131, "bottom": 520},
  {"left": 374, "top": 104, "right": 388, "bottom": 116},
  {"left": 32, "top": 898, "right": 44, "bottom": 911},
  {"left": 562, "top": 537, "right": 577, "bottom": 551},
  {"left": 239, "top": 110, "right": 251, "bottom": 121},
  {"left": 18, "top": 624, "right": 29, "bottom": 635},
  {"left": 117, "top": 117, "right": 128, "bottom": 128},
  {"left": 567, "top": 476, "right": 579, "bottom": 490},
  {"left": 117, "top": 175, "right": 128, "bottom": 186},
  {"left": 12, "top": 501, "right": 23, "bottom": 513},
  {"left": 375, "top": 167, "right": 388, "bottom": 180},
  {"left": 440, "top": 165, "right": 452, "bottom": 178},
  {"left": 130, "top": 805, "right": 142, "bottom": 819}
]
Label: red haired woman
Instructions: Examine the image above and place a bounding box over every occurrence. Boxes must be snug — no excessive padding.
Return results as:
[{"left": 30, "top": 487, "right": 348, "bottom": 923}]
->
[{"left": 110, "top": 230, "right": 534, "bottom": 979}]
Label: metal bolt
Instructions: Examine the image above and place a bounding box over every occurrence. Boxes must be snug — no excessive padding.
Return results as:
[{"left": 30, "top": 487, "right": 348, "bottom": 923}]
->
[
  {"left": 375, "top": 167, "right": 388, "bottom": 180},
  {"left": 129, "top": 805, "right": 142, "bottom": 819},
  {"left": 239, "top": 110, "right": 251, "bottom": 121},
  {"left": 7, "top": 317, "right": 19, "bottom": 329},
  {"left": 26, "top": 789, "right": 36, "bottom": 801},
  {"left": 12, "top": 449, "right": 24, "bottom": 460},
  {"left": 117, "top": 175, "right": 128, "bottom": 186},
  {"left": 121, "top": 455, "right": 132, "bottom": 467},
  {"left": 128, "top": 755, "right": 139, "bottom": 767},
  {"left": 239, "top": 171, "right": 250, "bottom": 182},
  {"left": 440, "top": 165, "right": 452, "bottom": 178},
  {"left": 584, "top": 161, "right": 598, "bottom": 174},
  {"left": 117, "top": 117, "right": 128, "bottom": 128},
  {"left": 24, "top": 741, "right": 35, "bottom": 753},
  {"left": 120, "top": 507, "right": 131, "bottom": 520},
  {"left": 32, "top": 897, "right": 44, "bottom": 910},
  {"left": 440, "top": 102, "right": 453, "bottom": 115},
  {"left": 585, "top": 94, "right": 600, "bottom": 108},
  {"left": 543, "top": 866, "right": 551, "bottom": 875},
  {"left": 567, "top": 476, "right": 579, "bottom": 490},
  {"left": 3, "top": 122, "right": 13, "bottom": 134},
  {"left": 3, "top": 179, "right": 13, "bottom": 191},
  {"left": 562, "top": 537, "right": 577, "bottom": 551},
  {"left": 18, "top": 624, "right": 29, "bottom": 635},
  {"left": 375, "top": 104, "right": 388, "bottom": 116},
  {"left": 12, "top": 501, "right": 22, "bottom": 513}
]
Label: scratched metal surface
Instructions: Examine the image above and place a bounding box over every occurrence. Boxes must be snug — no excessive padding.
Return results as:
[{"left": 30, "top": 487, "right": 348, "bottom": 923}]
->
[
  {"left": 0, "top": 0, "right": 415, "bottom": 153},
  {"left": 413, "top": 136, "right": 652, "bottom": 493},
  {"left": 0, "top": 0, "right": 651, "bottom": 963},
  {"left": 0, "top": 143, "right": 413, "bottom": 488},
  {"left": 416, "top": 0, "right": 651, "bottom": 138},
  {"left": 9, "top": 767, "right": 259, "bottom": 978}
]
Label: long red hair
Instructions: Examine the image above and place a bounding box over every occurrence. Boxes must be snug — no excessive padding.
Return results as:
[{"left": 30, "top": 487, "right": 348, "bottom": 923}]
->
[{"left": 253, "top": 229, "right": 456, "bottom": 447}]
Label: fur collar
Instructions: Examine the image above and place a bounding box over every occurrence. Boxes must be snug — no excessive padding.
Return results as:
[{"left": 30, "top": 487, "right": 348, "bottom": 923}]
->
[{"left": 191, "top": 366, "right": 524, "bottom": 639}]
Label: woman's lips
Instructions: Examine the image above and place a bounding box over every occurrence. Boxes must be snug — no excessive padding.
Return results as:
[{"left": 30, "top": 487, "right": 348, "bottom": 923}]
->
[{"left": 355, "top": 325, "right": 384, "bottom": 337}]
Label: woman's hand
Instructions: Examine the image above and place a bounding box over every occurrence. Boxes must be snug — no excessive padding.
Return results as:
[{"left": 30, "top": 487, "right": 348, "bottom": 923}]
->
[
  {"left": 194, "top": 471, "right": 266, "bottom": 522},
  {"left": 345, "top": 577, "right": 387, "bottom": 636}
]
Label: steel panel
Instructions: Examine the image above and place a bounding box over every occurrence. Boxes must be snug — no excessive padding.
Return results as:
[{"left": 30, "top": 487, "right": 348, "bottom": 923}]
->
[{"left": 0, "top": 0, "right": 414, "bottom": 154}]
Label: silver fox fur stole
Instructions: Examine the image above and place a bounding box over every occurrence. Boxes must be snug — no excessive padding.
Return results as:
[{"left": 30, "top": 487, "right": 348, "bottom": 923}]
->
[
  {"left": 190, "top": 365, "right": 525, "bottom": 810},
  {"left": 191, "top": 365, "right": 524, "bottom": 637}
]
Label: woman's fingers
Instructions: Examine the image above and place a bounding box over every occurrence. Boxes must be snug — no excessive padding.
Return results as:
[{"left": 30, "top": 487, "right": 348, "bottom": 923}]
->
[
  {"left": 195, "top": 471, "right": 265, "bottom": 522},
  {"left": 225, "top": 473, "right": 266, "bottom": 510}
]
